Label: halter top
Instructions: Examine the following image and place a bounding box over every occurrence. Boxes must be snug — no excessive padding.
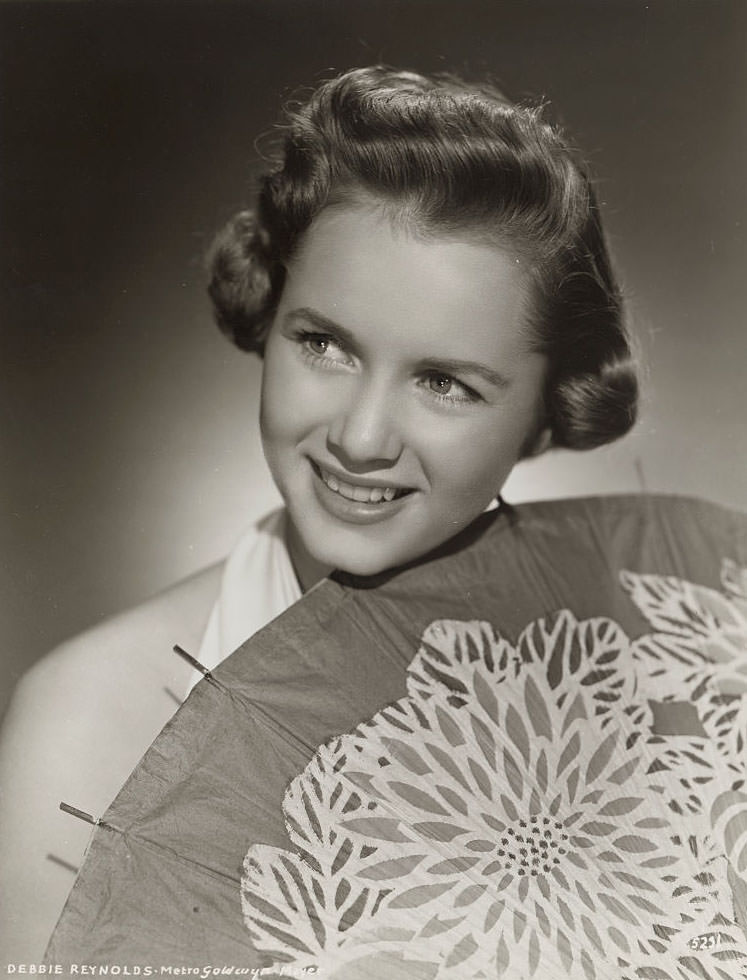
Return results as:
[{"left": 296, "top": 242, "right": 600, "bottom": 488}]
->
[{"left": 187, "top": 508, "right": 302, "bottom": 694}]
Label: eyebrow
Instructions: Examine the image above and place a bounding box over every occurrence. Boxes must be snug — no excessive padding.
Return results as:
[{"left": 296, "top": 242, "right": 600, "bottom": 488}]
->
[
  {"left": 285, "top": 307, "right": 357, "bottom": 346},
  {"left": 284, "top": 307, "right": 513, "bottom": 390},
  {"left": 420, "top": 356, "right": 512, "bottom": 390}
]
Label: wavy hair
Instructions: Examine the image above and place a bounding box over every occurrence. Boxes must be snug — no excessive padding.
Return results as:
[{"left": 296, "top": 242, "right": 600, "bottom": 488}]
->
[{"left": 208, "top": 66, "right": 638, "bottom": 450}]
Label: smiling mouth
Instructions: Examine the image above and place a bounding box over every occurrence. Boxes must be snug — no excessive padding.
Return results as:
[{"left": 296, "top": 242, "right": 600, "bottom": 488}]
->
[{"left": 313, "top": 463, "right": 413, "bottom": 504}]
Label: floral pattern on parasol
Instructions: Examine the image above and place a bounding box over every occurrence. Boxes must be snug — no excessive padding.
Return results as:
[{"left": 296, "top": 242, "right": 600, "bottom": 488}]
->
[
  {"left": 623, "top": 558, "right": 747, "bottom": 701},
  {"left": 241, "top": 562, "right": 747, "bottom": 979}
]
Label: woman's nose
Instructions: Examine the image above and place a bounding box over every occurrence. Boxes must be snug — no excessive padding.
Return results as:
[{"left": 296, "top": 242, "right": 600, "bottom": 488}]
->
[{"left": 326, "top": 378, "right": 403, "bottom": 469}]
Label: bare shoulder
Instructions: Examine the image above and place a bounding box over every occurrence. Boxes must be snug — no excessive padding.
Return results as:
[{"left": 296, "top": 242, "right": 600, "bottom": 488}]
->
[
  {"left": 29, "top": 560, "right": 224, "bottom": 695},
  {"left": 1, "top": 560, "right": 223, "bottom": 799},
  {"left": 0, "top": 562, "right": 222, "bottom": 964}
]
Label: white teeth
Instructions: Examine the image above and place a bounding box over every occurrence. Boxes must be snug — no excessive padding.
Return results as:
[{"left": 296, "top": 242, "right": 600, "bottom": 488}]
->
[{"left": 319, "top": 467, "right": 406, "bottom": 504}]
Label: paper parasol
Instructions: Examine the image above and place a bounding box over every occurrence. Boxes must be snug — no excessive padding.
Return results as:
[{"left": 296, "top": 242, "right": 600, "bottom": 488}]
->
[{"left": 45, "top": 494, "right": 747, "bottom": 979}]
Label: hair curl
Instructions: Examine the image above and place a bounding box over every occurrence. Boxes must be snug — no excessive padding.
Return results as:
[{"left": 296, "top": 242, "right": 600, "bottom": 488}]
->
[{"left": 208, "top": 66, "right": 638, "bottom": 451}]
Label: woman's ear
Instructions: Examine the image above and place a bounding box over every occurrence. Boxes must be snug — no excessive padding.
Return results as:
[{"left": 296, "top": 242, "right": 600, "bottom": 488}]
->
[{"left": 527, "top": 426, "right": 553, "bottom": 458}]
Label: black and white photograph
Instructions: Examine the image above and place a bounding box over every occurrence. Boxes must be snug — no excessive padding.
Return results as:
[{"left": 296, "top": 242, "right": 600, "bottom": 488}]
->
[{"left": 1, "top": 1, "right": 746, "bottom": 976}]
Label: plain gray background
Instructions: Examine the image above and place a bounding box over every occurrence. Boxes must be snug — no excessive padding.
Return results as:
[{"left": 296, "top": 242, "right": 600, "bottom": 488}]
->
[{"left": 2, "top": 0, "right": 746, "bottom": 718}]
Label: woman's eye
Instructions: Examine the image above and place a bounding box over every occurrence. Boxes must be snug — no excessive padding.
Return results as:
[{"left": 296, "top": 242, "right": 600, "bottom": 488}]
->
[
  {"left": 424, "top": 372, "right": 479, "bottom": 405},
  {"left": 300, "top": 332, "right": 351, "bottom": 365},
  {"left": 307, "top": 335, "right": 332, "bottom": 355},
  {"left": 428, "top": 374, "right": 454, "bottom": 395}
]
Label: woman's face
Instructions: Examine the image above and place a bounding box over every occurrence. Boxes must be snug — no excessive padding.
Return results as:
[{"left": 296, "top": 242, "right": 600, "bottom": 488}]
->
[{"left": 260, "top": 205, "right": 548, "bottom": 588}]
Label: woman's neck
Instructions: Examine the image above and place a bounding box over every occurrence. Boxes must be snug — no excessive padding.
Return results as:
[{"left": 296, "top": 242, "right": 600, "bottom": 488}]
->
[{"left": 284, "top": 516, "right": 334, "bottom": 593}]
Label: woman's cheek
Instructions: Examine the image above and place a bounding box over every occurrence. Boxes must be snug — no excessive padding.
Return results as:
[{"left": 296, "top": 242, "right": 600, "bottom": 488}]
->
[
  {"left": 434, "top": 417, "right": 523, "bottom": 500},
  {"left": 262, "top": 354, "right": 314, "bottom": 443}
]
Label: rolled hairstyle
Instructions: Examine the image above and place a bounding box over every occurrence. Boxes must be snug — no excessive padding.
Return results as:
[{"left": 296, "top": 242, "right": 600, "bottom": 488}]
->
[{"left": 209, "top": 66, "right": 638, "bottom": 450}]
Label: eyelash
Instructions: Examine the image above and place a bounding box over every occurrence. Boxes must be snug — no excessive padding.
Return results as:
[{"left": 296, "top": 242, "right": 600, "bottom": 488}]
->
[
  {"left": 424, "top": 373, "right": 479, "bottom": 406},
  {"left": 297, "top": 331, "right": 352, "bottom": 368},
  {"left": 295, "top": 330, "right": 481, "bottom": 406}
]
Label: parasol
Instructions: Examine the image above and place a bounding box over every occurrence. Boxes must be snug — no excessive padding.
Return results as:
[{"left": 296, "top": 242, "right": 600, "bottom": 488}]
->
[{"left": 44, "top": 494, "right": 747, "bottom": 978}]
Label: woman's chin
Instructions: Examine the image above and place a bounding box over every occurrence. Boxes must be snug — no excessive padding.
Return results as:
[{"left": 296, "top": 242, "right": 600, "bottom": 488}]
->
[
  {"left": 294, "top": 511, "right": 488, "bottom": 583},
  {"left": 312, "top": 546, "right": 393, "bottom": 580},
  {"left": 301, "top": 535, "right": 409, "bottom": 581},
  {"left": 314, "top": 535, "right": 442, "bottom": 581},
  {"left": 332, "top": 557, "right": 395, "bottom": 579}
]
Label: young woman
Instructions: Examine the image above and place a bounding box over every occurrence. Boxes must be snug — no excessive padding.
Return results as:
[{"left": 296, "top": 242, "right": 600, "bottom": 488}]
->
[{"left": 0, "top": 66, "right": 637, "bottom": 961}]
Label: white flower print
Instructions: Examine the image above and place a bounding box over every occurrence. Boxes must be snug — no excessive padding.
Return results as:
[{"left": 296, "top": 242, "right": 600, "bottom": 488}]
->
[
  {"left": 241, "top": 607, "right": 747, "bottom": 978},
  {"left": 620, "top": 560, "right": 747, "bottom": 950},
  {"left": 622, "top": 560, "right": 747, "bottom": 701}
]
